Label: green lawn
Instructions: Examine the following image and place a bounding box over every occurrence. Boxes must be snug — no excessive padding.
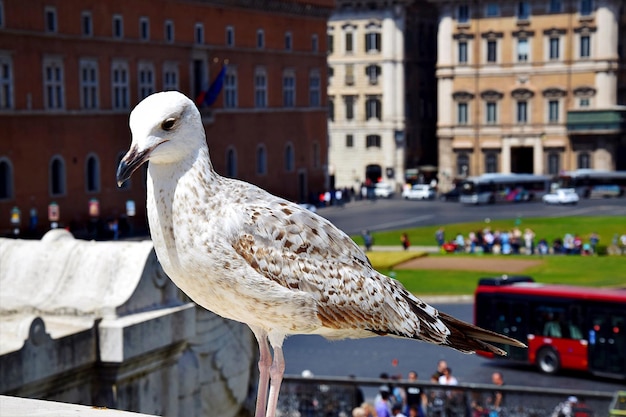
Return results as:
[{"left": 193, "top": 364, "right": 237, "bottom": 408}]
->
[
  {"left": 354, "top": 215, "right": 626, "bottom": 249},
  {"left": 356, "top": 216, "right": 626, "bottom": 295}
]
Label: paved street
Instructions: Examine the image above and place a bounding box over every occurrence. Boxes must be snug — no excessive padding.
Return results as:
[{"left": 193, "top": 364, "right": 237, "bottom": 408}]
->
[{"left": 284, "top": 197, "right": 626, "bottom": 393}]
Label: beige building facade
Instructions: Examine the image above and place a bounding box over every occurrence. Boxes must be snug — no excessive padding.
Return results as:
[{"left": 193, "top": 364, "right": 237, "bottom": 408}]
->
[
  {"left": 429, "top": 0, "right": 626, "bottom": 191},
  {"left": 327, "top": 1, "right": 438, "bottom": 192}
]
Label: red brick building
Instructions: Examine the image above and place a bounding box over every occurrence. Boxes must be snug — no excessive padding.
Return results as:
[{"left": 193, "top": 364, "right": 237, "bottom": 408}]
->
[{"left": 0, "top": 0, "right": 332, "bottom": 237}]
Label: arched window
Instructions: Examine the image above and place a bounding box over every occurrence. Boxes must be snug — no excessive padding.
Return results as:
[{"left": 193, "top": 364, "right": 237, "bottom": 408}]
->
[
  {"left": 285, "top": 143, "right": 294, "bottom": 172},
  {"left": 50, "top": 155, "right": 66, "bottom": 196},
  {"left": 577, "top": 152, "right": 590, "bottom": 169},
  {"left": 256, "top": 145, "right": 267, "bottom": 175},
  {"left": 86, "top": 153, "right": 100, "bottom": 193},
  {"left": 226, "top": 147, "right": 237, "bottom": 178},
  {"left": 0, "top": 158, "right": 14, "bottom": 200}
]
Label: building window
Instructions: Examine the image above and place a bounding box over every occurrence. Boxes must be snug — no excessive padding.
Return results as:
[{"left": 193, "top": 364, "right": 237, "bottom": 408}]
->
[
  {"left": 366, "top": 64, "right": 381, "bottom": 84},
  {"left": 365, "top": 30, "right": 381, "bottom": 53},
  {"left": 580, "top": 35, "right": 591, "bottom": 58},
  {"left": 548, "top": 100, "right": 559, "bottom": 123},
  {"left": 0, "top": 158, "right": 13, "bottom": 200},
  {"left": 366, "top": 134, "right": 381, "bottom": 148},
  {"left": 580, "top": 0, "right": 593, "bottom": 16},
  {"left": 549, "top": 0, "right": 562, "bottom": 13},
  {"left": 578, "top": 152, "right": 590, "bottom": 169},
  {"left": 113, "top": 14, "right": 123, "bottom": 38},
  {"left": 487, "top": 40, "right": 497, "bottom": 63},
  {"left": 0, "top": 1, "right": 4, "bottom": 28},
  {"left": 50, "top": 156, "right": 66, "bottom": 196},
  {"left": 284, "top": 144, "right": 294, "bottom": 172},
  {"left": 0, "top": 54, "right": 13, "bottom": 109},
  {"left": 45, "top": 7, "right": 57, "bottom": 33},
  {"left": 486, "top": 3, "right": 499, "bottom": 17},
  {"left": 312, "top": 142, "right": 321, "bottom": 169},
  {"left": 345, "top": 64, "right": 354, "bottom": 85},
  {"left": 224, "top": 67, "right": 237, "bottom": 108},
  {"left": 257, "top": 29, "right": 265, "bottom": 48},
  {"left": 548, "top": 152, "right": 560, "bottom": 175},
  {"left": 517, "top": 100, "right": 528, "bottom": 124},
  {"left": 579, "top": 98, "right": 590, "bottom": 107},
  {"left": 226, "top": 26, "right": 234, "bottom": 46},
  {"left": 254, "top": 68, "right": 267, "bottom": 108},
  {"left": 485, "top": 153, "right": 498, "bottom": 173},
  {"left": 82, "top": 11, "right": 93, "bottom": 36},
  {"left": 195, "top": 23, "right": 204, "bottom": 44},
  {"left": 325, "top": 96, "right": 334, "bottom": 122},
  {"left": 486, "top": 101, "right": 497, "bottom": 124},
  {"left": 344, "top": 95, "right": 355, "bottom": 120},
  {"left": 311, "top": 34, "right": 318, "bottom": 52},
  {"left": 457, "top": 153, "right": 470, "bottom": 176},
  {"left": 139, "top": 17, "right": 149, "bottom": 41},
  {"left": 164, "top": 20, "right": 174, "bottom": 43},
  {"left": 163, "top": 62, "right": 179, "bottom": 91},
  {"left": 43, "top": 57, "right": 64, "bottom": 110},
  {"left": 327, "top": 33, "right": 334, "bottom": 54},
  {"left": 549, "top": 37, "right": 560, "bottom": 60},
  {"left": 226, "top": 148, "right": 237, "bottom": 177},
  {"left": 138, "top": 62, "right": 154, "bottom": 100},
  {"left": 366, "top": 96, "right": 381, "bottom": 120},
  {"left": 346, "top": 134, "right": 354, "bottom": 148},
  {"left": 86, "top": 154, "right": 100, "bottom": 193},
  {"left": 457, "top": 102, "right": 468, "bottom": 125},
  {"left": 458, "top": 4, "right": 470, "bottom": 23},
  {"left": 458, "top": 41, "right": 468, "bottom": 63},
  {"left": 309, "top": 70, "right": 320, "bottom": 107},
  {"left": 256, "top": 145, "right": 267, "bottom": 175},
  {"left": 282, "top": 70, "right": 295, "bottom": 107},
  {"left": 517, "top": 38, "right": 529, "bottom": 62},
  {"left": 517, "top": 1, "right": 530, "bottom": 20},
  {"left": 285, "top": 32, "right": 292, "bottom": 51},
  {"left": 112, "top": 61, "right": 129, "bottom": 110},
  {"left": 80, "top": 59, "right": 98, "bottom": 109},
  {"left": 345, "top": 32, "right": 353, "bottom": 53}
]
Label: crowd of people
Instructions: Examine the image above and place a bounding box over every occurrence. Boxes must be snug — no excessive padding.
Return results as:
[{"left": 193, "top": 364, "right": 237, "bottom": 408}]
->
[
  {"left": 435, "top": 226, "right": 618, "bottom": 256},
  {"left": 350, "top": 361, "right": 507, "bottom": 417}
]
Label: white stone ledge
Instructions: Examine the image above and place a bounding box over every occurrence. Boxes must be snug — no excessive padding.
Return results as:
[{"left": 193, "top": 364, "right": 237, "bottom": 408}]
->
[{"left": 0, "top": 396, "right": 156, "bottom": 417}]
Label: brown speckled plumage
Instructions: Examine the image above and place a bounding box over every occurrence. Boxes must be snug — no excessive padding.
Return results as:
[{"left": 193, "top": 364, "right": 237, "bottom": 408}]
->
[{"left": 117, "top": 91, "right": 526, "bottom": 417}]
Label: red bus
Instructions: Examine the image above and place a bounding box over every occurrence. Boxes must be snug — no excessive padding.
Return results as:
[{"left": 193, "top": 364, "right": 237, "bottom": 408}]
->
[{"left": 474, "top": 276, "right": 626, "bottom": 379}]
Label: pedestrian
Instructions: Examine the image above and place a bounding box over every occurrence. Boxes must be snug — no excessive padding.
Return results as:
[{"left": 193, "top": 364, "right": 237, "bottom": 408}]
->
[
  {"left": 391, "top": 403, "right": 407, "bottom": 417},
  {"left": 375, "top": 390, "right": 392, "bottom": 417},
  {"left": 486, "top": 371, "right": 504, "bottom": 415},
  {"left": 401, "top": 233, "right": 410, "bottom": 250},
  {"left": 362, "top": 230, "right": 374, "bottom": 251},
  {"left": 438, "top": 367, "right": 458, "bottom": 385},
  {"left": 405, "top": 371, "right": 426, "bottom": 417},
  {"left": 435, "top": 227, "right": 445, "bottom": 247}
]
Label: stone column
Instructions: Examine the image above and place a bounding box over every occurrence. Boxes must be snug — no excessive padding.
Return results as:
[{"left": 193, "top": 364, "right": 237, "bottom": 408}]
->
[
  {"left": 501, "top": 139, "right": 511, "bottom": 173},
  {"left": 533, "top": 138, "right": 544, "bottom": 174},
  {"left": 594, "top": 0, "right": 618, "bottom": 108}
]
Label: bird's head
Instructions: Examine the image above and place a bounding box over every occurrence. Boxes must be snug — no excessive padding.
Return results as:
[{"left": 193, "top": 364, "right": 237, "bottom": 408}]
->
[{"left": 116, "top": 91, "right": 205, "bottom": 187}]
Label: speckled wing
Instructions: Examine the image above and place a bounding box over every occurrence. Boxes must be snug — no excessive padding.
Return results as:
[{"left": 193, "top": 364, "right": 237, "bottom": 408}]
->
[{"left": 230, "top": 192, "right": 450, "bottom": 345}]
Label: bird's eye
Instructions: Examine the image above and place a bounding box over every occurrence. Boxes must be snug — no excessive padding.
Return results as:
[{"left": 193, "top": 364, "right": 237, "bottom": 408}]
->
[{"left": 161, "top": 118, "right": 176, "bottom": 131}]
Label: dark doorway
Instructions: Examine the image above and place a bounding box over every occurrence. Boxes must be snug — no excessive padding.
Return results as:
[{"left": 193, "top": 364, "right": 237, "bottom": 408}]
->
[
  {"left": 511, "top": 147, "right": 533, "bottom": 173},
  {"left": 365, "top": 164, "right": 382, "bottom": 184}
]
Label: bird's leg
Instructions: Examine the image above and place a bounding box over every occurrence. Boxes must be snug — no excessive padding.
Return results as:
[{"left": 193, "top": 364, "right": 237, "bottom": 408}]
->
[
  {"left": 252, "top": 328, "right": 271, "bottom": 417},
  {"left": 265, "top": 334, "right": 286, "bottom": 417}
]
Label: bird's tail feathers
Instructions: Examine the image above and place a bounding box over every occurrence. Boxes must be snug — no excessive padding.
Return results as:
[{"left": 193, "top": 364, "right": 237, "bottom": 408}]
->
[{"left": 438, "top": 311, "right": 527, "bottom": 356}]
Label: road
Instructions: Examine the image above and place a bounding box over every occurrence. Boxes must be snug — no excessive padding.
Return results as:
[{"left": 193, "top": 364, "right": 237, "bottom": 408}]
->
[
  {"left": 283, "top": 198, "right": 626, "bottom": 393},
  {"left": 283, "top": 303, "right": 625, "bottom": 394},
  {"left": 315, "top": 196, "right": 626, "bottom": 236}
]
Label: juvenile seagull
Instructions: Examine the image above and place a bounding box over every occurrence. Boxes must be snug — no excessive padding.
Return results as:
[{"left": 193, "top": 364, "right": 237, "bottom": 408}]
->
[{"left": 117, "top": 91, "right": 525, "bottom": 417}]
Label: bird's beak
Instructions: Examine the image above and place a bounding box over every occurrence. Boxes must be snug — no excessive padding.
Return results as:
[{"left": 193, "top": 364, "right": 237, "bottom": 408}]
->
[{"left": 116, "top": 146, "right": 150, "bottom": 187}]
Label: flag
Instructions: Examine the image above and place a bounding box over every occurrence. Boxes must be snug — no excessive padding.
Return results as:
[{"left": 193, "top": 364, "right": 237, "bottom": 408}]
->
[{"left": 195, "top": 65, "right": 227, "bottom": 107}]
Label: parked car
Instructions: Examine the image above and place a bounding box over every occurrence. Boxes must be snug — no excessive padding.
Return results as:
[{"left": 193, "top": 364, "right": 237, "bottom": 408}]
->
[
  {"left": 402, "top": 184, "right": 435, "bottom": 200},
  {"left": 439, "top": 188, "right": 461, "bottom": 202},
  {"left": 542, "top": 188, "right": 580, "bottom": 205},
  {"left": 374, "top": 182, "right": 395, "bottom": 198}
]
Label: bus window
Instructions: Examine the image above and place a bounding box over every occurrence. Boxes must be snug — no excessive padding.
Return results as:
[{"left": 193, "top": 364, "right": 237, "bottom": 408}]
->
[{"left": 533, "top": 305, "right": 583, "bottom": 340}]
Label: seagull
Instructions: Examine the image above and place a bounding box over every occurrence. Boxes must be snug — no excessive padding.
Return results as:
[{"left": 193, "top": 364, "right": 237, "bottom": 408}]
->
[{"left": 117, "top": 91, "right": 525, "bottom": 417}]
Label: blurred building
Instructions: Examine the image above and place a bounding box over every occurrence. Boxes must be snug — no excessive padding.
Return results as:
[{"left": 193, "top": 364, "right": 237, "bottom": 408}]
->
[
  {"left": 327, "top": 0, "right": 438, "bottom": 192},
  {"left": 0, "top": 0, "right": 333, "bottom": 237},
  {"left": 429, "top": 0, "right": 626, "bottom": 191}
]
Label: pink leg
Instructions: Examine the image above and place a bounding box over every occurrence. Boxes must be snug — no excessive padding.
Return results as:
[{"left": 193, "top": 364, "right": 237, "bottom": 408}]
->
[
  {"left": 252, "top": 328, "right": 271, "bottom": 417},
  {"left": 265, "top": 340, "right": 285, "bottom": 417}
]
